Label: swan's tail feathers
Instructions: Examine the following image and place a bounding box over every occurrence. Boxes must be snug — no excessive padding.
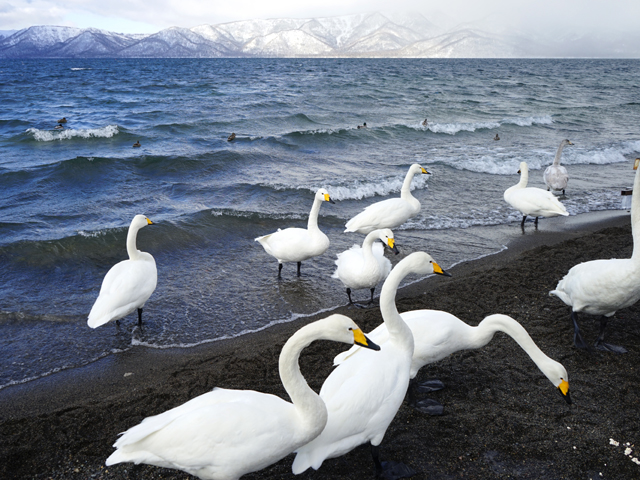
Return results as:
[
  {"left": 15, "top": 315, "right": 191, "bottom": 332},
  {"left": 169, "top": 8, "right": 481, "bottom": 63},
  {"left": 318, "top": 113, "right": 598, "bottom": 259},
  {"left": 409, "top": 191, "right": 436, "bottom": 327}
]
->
[
  {"left": 255, "top": 233, "right": 272, "bottom": 244},
  {"left": 105, "top": 447, "right": 165, "bottom": 467},
  {"left": 549, "top": 289, "right": 573, "bottom": 307},
  {"left": 87, "top": 299, "right": 117, "bottom": 328},
  {"left": 291, "top": 449, "right": 325, "bottom": 475}
]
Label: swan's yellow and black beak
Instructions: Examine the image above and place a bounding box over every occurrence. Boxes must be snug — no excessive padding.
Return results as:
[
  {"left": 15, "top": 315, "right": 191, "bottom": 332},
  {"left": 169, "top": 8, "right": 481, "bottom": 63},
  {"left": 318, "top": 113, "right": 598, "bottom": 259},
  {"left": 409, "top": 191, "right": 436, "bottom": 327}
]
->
[
  {"left": 421, "top": 167, "right": 431, "bottom": 175},
  {"left": 432, "top": 261, "right": 452, "bottom": 277},
  {"left": 558, "top": 379, "right": 572, "bottom": 404},
  {"left": 146, "top": 218, "right": 154, "bottom": 225},
  {"left": 386, "top": 238, "right": 400, "bottom": 255},
  {"left": 324, "top": 193, "right": 335, "bottom": 204},
  {"left": 352, "top": 328, "right": 380, "bottom": 351}
]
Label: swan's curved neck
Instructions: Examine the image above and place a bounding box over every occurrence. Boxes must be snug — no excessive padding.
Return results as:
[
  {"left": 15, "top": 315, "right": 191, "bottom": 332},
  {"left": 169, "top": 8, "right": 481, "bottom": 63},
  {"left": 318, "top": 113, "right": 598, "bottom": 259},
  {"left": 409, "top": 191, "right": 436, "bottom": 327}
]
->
[
  {"left": 400, "top": 168, "right": 417, "bottom": 201},
  {"left": 476, "top": 315, "right": 550, "bottom": 373},
  {"left": 518, "top": 168, "right": 529, "bottom": 188},
  {"left": 631, "top": 168, "right": 640, "bottom": 261},
  {"left": 379, "top": 263, "right": 414, "bottom": 348},
  {"left": 307, "top": 197, "right": 322, "bottom": 231},
  {"left": 553, "top": 143, "right": 566, "bottom": 166},
  {"left": 362, "top": 231, "right": 379, "bottom": 259},
  {"left": 126, "top": 224, "right": 142, "bottom": 260},
  {"left": 279, "top": 322, "right": 328, "bottom": 432}
]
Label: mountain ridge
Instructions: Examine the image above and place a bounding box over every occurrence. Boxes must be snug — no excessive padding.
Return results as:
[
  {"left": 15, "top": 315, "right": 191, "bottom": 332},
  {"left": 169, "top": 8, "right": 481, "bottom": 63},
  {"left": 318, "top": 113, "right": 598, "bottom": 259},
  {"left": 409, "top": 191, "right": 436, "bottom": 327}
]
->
[{"left": 1, "top": 12, "right": 639, "bottom": 59}]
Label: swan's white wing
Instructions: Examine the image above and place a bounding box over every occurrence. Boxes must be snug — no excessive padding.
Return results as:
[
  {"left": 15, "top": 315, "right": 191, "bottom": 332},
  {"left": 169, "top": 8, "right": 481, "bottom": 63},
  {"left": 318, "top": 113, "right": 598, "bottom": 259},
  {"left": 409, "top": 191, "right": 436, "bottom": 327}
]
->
[
  {"left": 551, "top": 258, "right": 640, "bottom": 315},
  {"left": 108, "top": 388, "right": 301, "bottom": 479},
  {"left": 507, "top": 188, "right": 568, "bottom": 217},
  {"left": 88, "top": 257, "right": 157, "bottom": 328},
  {"left": 345, "top": 198, "right": 416, "bottom": 233},
  {"left": 256, "top": 227, "right": 328, "bottom": 263}
]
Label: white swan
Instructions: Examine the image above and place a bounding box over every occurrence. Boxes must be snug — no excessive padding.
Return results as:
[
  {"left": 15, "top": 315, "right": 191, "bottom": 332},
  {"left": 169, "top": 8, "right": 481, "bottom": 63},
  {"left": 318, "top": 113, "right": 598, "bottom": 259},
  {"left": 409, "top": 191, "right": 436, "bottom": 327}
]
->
[
  {"left": 344, "top": 164, "right": 430, "bottom": 234},
  {"left": 504, "top": 161, "right": 569, "bottom": 228},
  {"left": 255, "top": 188, "right": 334, "bottom": 277},
  {"left": 335, "top": 312, "right": 571, "bottom": 406},
  {"left": 88, "top": 214, "right": 157, "bottom": 329},
  {"left": 550, "top": 160, "right": 640, "bottom": 354},
  {"left": 543, "top": 139, "right": 573, "bottom": 194},
  {"left": 292, "top": 252, "right": 451, "bottom": 477},
  {"left": 106, "top": 314, "right": 380, "bottom": 480},
  {"left": 332, "top": 228, "right": 398, "bottom": 305}
]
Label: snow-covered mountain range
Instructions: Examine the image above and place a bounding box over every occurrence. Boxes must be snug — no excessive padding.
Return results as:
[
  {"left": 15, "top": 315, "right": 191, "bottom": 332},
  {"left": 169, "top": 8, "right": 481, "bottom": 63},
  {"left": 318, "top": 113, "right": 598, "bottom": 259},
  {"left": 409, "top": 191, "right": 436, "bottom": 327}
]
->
[{"left": 1, "top": 12, "right": 638, "bottom": 59}]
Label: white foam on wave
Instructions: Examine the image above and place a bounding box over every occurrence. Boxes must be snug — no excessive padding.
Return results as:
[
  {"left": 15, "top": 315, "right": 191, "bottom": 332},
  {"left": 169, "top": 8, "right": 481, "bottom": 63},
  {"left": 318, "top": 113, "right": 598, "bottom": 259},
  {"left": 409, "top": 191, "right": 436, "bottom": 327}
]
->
[
  {"left": 440, "top": 140, "right": 640, "bottom": 175},
  {"left": 417, "top": 115, "right": 553, "bottom": 136},
  {"left": 70, "top": 67, "right": 90, "bottom": 71},
  {"left": 26, "top": 124, "right": 119, "bottom": 141},
  {"left": 326, "top": 173, "right": 430, "bottom": 201}
]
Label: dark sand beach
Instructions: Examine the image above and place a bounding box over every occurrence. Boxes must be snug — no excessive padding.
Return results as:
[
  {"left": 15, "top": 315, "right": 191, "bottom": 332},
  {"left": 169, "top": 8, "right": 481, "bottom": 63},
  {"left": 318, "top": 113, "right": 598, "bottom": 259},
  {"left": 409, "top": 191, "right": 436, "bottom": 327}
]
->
[{"left": 1, "top": 211, "right": 639, "bottom": 480}]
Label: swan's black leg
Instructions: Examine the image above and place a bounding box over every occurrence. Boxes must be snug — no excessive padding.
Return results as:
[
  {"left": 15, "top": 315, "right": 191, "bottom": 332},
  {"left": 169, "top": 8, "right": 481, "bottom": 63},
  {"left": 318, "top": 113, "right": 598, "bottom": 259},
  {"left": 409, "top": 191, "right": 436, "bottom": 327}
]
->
[
  {"left": 595, "top": 316, "right": 628, "bottom": 354},
  {"left": 562, "top": 189, "right": 566, "bottom": 195},
  {"left": 571, "top": 311, "right": 590, "bottom": 350},
  {"left": 137, "top": 308, "right": 144, "bottom": 332},
  {"left": 521, "top": 215, "right": 527, "bottom": 227},
  {"left": 346, "top": 288, "right": 354, "bottom": 304},
  {"left": 297, "top": 262, "right": 302, "bottom": 277},
  {"left": 370, "top": 444, "right": 416, "bottom": 480},
  {"left": 368, "top": 287, "right": 375, "bottom": 305},
  {"left": 278, "top": 263, "right": 283, "bottom": 278},
  {"left": 534, "top": 216, "right": 539, "bottom": 227}
]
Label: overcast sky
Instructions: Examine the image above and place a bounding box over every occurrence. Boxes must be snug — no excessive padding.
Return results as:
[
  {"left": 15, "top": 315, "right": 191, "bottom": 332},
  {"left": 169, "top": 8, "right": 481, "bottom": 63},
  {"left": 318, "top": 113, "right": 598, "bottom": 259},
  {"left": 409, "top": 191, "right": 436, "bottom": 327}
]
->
[{"left": 1, "top": 0, "right": 638, "bottom": 35}]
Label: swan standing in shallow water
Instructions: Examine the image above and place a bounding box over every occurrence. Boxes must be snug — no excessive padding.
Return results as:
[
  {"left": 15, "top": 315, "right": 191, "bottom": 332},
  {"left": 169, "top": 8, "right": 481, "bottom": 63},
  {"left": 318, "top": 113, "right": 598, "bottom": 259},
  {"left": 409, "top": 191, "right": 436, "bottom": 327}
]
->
[
  {"left": 88, "top": 214, "right": 157, "bottom": 329},
  {"left": 255, "top": 188, "right": 334, "bottom": 277},
  {"left": 332, "top": 228, "right": 398, "bottom": 306},
  {"left": 106, "top": 314, "right": 380, "bottom": 480},
  {"left": 335, "top": 312, "right": 571, "bottom": 411},
  {"left": 550, "top": 161, "right": 640, "bottom": 354},
  {"left": 344, "top": 164, "right": 430, "bottom": 234},
  {"left": 504, "top": 161, "right": 569, "bottom": 228},
  {"left": 543, "top": 139, "right": 573, "bottom": 195},
  {"left": 293, "top": 252, "right": 451, "bottom": 479}
]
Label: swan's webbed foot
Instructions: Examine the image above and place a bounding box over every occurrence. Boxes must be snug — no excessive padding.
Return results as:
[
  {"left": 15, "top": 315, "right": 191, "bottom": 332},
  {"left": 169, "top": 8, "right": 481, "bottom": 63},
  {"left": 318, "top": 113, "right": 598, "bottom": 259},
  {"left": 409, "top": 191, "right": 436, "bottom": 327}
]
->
[
  {"left": 571, "top": 311, "right": 591, "bottom": 350},
  {"left": 413, "top": 398, "right": 444, "bottom": 416},
  {"left": 407, "top": 379, "right": 445, "bottom": 415},
  {"left": 595, "top": 316, "right": 627, "bottom": 354},
  {"left": 371, "top": 444, "right": 417, "bottom": 480}
]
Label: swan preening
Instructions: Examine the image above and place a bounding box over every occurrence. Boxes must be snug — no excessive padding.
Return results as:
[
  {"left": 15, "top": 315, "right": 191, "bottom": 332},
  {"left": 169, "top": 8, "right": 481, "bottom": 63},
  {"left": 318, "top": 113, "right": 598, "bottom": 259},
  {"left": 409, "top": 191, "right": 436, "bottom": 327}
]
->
[
  {"left": 335, "top": 312, "right": 571, "bottom": 406},
  {"left": 88, "top": 215, "right": 157, "bottom": 329},
  {"left": 550, "top": 162, "right": 640, "bottom": 354},
  {"left": 332, "top": 228, "right": 399, "bottom": 306},
  {"left": 255, "top": 188, "right": 334, "bottom": 277},
  {"left": 504, "top": 161, "right": 569, "bottom": 228},
  {"left": 543, "top": 139, "right": 573, "bottom": 194},
  {"left": 106, "top": 314, "right": 380, "bottom": 480},
  {"left": 293, "top": 252, "right": 451, "bottom": 478},
  {"left": 344, "top": 164, "right": 430, "bottom": 234}
]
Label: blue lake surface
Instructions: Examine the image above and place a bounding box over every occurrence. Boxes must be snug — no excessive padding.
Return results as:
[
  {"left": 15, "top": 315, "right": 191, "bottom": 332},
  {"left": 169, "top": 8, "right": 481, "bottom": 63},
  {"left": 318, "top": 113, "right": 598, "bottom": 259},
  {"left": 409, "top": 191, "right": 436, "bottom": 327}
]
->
[{"left": 1, "top": 58, "right": 639, "bottom": 389}]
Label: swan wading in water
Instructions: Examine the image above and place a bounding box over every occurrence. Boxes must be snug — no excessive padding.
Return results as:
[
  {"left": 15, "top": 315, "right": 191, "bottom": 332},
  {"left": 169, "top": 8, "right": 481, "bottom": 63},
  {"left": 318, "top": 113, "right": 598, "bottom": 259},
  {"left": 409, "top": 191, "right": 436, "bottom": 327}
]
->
[
  {"left": 550, "top": 160, "right": 640, "bottom": 354},
  {"left": 292, "top": 252, "right": 451, "bottom": 479},
  {"left": 335, "top": 312, "right": 571, "bottom": 414},
  {"left": 504, "top": 161, "right": 569, "bottom": 228},
  {"left": 255, "top": 188, "right": 334, "bottom": 277},
  {"left": 106, "top": 314, "right": 380, "bottom": 480},
  {"left": 88, "top": 215, "right": 157, "bottom": 329},
  {"left": 344, "top": 164, "right": 430, "bottom": 234},
  {"left": 543, "top": 139, "right": 573, "bottom": 195},
  {"left": 332, "top": 228, "right": 399, "bottom": 306}
]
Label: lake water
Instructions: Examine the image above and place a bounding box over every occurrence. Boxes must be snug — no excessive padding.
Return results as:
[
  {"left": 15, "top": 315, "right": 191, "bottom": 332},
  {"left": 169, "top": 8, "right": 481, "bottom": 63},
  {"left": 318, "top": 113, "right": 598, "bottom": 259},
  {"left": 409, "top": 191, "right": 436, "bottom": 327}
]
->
[{"left": 1, "top": 58, "right": 639, "bottom": 389}]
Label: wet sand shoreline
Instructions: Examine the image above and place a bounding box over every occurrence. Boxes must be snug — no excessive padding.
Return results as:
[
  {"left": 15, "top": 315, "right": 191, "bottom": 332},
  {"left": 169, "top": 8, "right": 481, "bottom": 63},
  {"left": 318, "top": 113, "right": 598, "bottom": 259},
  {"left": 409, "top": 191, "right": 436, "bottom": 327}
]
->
[{"left": 2, "top": 210, "right": 639, "bottom": 479}]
